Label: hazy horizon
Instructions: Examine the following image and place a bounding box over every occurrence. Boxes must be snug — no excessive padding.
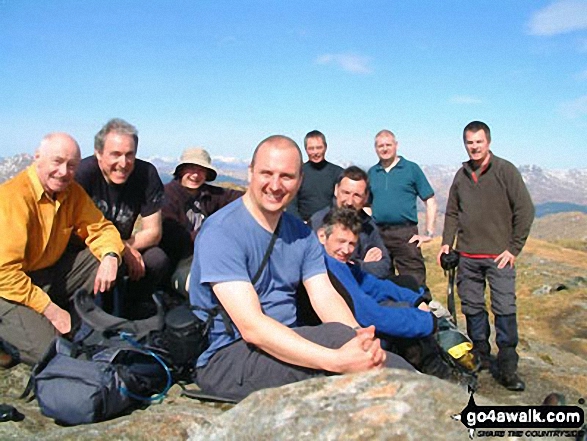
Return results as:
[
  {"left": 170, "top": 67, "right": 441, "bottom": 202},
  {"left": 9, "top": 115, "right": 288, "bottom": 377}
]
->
[{"left": 4, "top": 150, "right": 587, "bottom": 173}]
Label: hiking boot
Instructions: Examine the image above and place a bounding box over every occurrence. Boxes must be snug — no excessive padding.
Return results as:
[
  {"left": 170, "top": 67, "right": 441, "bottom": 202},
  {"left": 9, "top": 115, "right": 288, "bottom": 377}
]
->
[{"left": 497, "top": 372, "right": 525, "bottom": 391}]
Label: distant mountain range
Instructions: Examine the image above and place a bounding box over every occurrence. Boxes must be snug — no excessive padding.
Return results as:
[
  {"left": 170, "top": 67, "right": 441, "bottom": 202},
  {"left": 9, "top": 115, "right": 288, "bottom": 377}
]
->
[
  {"left": 2, "top": 153, "right": 586, "bottom": 216},
  {"left": 0, "top": 153, "right": 250, "bottom": 187},
  {"left": 0, "top": 153, "right": 34, "bottom": 183},
  {"left": 419, "top": 164, "right": 587, "bottom": 216},
  {"left": 148, "top": 155, "right": 249, "bottom": 185}
]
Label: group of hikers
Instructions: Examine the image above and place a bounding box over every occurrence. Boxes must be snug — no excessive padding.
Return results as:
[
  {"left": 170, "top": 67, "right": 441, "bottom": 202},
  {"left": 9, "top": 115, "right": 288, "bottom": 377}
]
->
[{"left": 0, "top": 118, "right": 535, "bottom": 403}]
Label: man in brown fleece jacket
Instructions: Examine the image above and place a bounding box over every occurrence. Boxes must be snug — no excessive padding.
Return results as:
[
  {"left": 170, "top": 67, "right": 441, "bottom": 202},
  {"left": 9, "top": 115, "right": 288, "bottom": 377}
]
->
[{"left": 437, "top": 121, "right": 534, "bottom": 392}]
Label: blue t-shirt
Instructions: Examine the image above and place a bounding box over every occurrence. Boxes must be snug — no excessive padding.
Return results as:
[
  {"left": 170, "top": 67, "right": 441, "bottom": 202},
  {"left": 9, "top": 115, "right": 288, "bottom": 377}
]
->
[
  {"left": 368, "top": 157, "right": 434, "bottom": 225},
  {"left": 190, "top": 198, "right": 326, "bottom": 367}
]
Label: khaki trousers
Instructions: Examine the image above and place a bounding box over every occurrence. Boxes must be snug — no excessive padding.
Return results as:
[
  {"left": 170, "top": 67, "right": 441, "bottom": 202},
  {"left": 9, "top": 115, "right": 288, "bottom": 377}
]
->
[{"left": 0, "top": 248, "right": 99, "bottom": 365}]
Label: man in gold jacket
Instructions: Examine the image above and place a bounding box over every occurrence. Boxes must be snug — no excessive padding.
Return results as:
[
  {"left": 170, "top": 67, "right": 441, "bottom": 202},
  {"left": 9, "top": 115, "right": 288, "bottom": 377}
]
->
[{"left": 0, "top": 132, "right": 124, "bottom": 365}]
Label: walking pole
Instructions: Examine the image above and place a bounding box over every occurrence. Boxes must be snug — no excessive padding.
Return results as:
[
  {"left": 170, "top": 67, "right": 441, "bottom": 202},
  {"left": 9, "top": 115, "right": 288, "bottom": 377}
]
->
[
  {"left": 440, "top": 250, "right": 460, "bottom": 324},
  {"left": 447, "top": 267, "right": 457, "bottom": 325}
]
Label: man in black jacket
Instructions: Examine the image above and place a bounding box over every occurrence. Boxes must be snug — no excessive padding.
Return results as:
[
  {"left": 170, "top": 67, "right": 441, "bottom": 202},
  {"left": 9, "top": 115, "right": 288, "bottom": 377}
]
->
[
  {"left": 287, "top": 130, "right": 343, "bottom": 222},
  {"left": 438, "top": 121, "right": 534, "bottom": 391}
]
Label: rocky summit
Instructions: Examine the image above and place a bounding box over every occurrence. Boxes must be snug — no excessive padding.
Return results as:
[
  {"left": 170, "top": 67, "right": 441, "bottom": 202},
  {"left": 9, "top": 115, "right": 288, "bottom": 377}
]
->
[
  {"left": 1, "top": 344, "right": 585, "bottom": 441},
  {"left": 0, "top": 238, "right": 586, "bottom": 440},
  {"left": 188, "top": 370, "right": 499, "bottom": 441}
]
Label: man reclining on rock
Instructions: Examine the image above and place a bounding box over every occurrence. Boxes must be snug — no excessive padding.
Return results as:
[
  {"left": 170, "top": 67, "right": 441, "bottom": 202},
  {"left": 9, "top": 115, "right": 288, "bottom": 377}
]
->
[
  {"left": 189, "top": 135, "right": 414, "bottom": 402},
  {"left": 0, "top": 133, "right": 124, "bottom": 365},
  {"left": 315, "top": 206, "right": 455, "bottom": 380}
]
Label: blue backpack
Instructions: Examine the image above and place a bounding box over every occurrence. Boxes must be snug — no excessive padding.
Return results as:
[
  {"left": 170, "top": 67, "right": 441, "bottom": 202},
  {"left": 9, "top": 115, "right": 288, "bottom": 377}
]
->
[
  {"left": 24, "top": 337, "right": 171, "bottom": 425},
  {"left": 22, "top": 289, "right": 221, "bottom": 425}
]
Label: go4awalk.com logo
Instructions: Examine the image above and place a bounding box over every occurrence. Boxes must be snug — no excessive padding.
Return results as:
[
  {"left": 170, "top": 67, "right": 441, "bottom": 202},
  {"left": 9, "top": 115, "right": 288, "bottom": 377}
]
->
[{"left": 452, "top": 392, "right": 586, "bottom": 439}]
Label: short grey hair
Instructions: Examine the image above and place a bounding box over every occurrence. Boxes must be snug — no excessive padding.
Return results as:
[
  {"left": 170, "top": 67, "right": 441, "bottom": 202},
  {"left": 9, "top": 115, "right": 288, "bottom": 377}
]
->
[
  {"left": 94, "top": 118, "right": 138, "bottom": 153},
  {"left": 250, "top": 135, "right": 303, "bottom": 174},
  {"left": 374, "top": 129, "right": 396, "bottom": 146}
]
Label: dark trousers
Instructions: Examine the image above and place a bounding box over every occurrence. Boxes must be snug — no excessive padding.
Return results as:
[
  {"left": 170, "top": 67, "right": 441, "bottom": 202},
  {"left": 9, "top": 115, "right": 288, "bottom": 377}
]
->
[
  {"left": 456, "top": 256, "right": 516, "bottom": 317},
  {"left": 378, "top": 224, "right": 427, "bottom": 288},
  {"left": 195, "top": 322, "right": 415, "bottom": 402},
  {"left": 0, "top": 248, "right": 99, "bottom": 365},
  {"left": 120, "top": 246, "right": 171, "bottom": 319},
  {"left": 457, "top": 256, "right": 519, "bottom": 374}
]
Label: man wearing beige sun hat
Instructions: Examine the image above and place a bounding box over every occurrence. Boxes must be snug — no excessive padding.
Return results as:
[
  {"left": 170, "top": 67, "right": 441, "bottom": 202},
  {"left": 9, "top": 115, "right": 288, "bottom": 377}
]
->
[{"left": 160, "top": 147, "right": 243, "bottom": 296}]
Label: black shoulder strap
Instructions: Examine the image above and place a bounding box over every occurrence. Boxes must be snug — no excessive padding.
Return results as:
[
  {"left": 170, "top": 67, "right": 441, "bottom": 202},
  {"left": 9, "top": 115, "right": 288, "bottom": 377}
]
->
[
  {"left": 251, "top": 217, "right": 281, "bottom": 286},
  {"left": 192, "top": 217, "right": 281, "bottom": 339},
  {"left": 327, "top": 269, "right": 356, "bottom": 314}
]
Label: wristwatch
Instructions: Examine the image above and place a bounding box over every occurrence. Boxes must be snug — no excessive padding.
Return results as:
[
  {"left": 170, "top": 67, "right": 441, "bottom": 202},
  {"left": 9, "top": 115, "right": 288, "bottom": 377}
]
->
[{"left": 102, "top": 252, "right": 120, "bottom": 265}]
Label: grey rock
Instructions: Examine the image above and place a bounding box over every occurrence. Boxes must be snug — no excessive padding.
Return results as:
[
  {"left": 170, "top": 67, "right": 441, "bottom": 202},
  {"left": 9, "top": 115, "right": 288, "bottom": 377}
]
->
[
  {"left": 2, "top": 350, "right": 586, "bottom": 441},
  {"left": 567, "top": 276, "right": 586, "bottom": 287},
  {"left": 533, "top": 276, "right": 587, "bottom": 295},
  {"left": 532, "top": 285, "right": 552, "bottom": 296},
  {"left": 187, "top": 370, "right": 529, "bottom": 441}
]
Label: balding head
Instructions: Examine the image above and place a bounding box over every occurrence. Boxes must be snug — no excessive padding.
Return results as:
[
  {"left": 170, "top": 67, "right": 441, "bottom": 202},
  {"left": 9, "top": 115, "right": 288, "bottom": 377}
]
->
[
  {"left": 36, "top": 132, "right": 80, "bottom": 157},
  {"left": 34, "top": 132, "right": 81, "bottom": 196},
  {"left": 245, "top": 135, "right": 303, "bottom": 220},
  {"left": 250, "top": 135, "right": 303, "bottom": 173}
]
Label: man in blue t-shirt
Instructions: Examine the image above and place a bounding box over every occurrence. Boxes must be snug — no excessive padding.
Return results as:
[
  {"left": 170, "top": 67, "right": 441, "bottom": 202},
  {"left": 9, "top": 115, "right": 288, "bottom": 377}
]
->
[
  {"left": 368, "top": 130, "right": 437, "bottom": 299},
  {"left": 190, "top": 135, "right": 413, "bottom": 401}
]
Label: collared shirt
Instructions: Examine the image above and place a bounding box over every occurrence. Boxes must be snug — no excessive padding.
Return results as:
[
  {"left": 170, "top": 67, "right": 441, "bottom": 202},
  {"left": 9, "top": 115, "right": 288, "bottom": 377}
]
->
[
  {"left": 0, "top": 165, "right": 124, "bottom": 313},
  {"left": 368, "top": 157, "right": 434, "bottom": 225}
]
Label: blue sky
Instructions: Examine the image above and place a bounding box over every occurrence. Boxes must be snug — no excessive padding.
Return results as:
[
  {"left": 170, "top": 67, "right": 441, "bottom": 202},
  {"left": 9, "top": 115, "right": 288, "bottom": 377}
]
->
[{"left": 1, "top": 0, "right": 586, "bottom": 169}]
